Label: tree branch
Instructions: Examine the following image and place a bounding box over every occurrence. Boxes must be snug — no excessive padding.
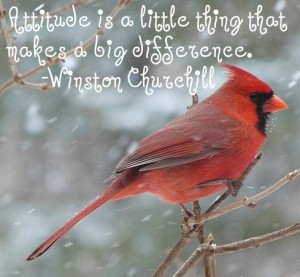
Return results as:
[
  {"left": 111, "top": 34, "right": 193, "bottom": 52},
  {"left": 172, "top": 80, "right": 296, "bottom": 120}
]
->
[
  {"left": 152, "top": 235, "right": 192, "bottom": 277},
  {"left": 175, "top": 223, "right": 300, "bottom": 276},
  {"left": 187, "top": 169, "right": 300, "bottom": 228},
  {"left": 0, "top": 0, "right": 131, "bottom": 95},
  {"left": 191, "top": 201, "right": 214, "bottom": 276},
  {"left": 0, "top": 0, "right": 19, "bottom": 78}
]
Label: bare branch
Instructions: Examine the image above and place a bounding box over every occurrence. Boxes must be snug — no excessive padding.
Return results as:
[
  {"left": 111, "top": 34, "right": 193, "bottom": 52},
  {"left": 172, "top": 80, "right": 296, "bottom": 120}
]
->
[
  {"left": 152, "top": 235, "right": 192, "bottom": 277},
  {"left": 174, "top": 243, "right": 212, "bottom": 277},
  {"left": 153, "top": 200, "right": 203, "bottom": 276},
  {"left": 0, "top": 0, "right": 131, "bottom": 95},
  {"left": 21, "top": 80, "right": 52, "bottom": 90},
  {"left": 201, "top": 233, "right": 216, "bottom": 277},
  {"left": 175, "top": 223, "right": 300, "bottom": 276},
  {"left": 187, "top": 93, "right": 199, "bottom": 110},
  {"left": 0, "top": 0, "right": 19, "bottom": 78},
  {"left": 207, "top": 251, "right": 216, "bottom": 277},
  {"left": 215, "top": 223, "right": 300, "bottom": 255},
  {"left": 187, "top": 169, "right": 300, "bottom": 228},
  {"left": 191, "top": 201, "right": 212, "bottom": 277}
]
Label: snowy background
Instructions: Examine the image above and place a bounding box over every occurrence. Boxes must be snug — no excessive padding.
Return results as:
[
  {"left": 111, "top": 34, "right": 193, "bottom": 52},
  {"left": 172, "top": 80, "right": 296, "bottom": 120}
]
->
[{"left": 0, "top": 0, "right": 299, "bottom": 276}]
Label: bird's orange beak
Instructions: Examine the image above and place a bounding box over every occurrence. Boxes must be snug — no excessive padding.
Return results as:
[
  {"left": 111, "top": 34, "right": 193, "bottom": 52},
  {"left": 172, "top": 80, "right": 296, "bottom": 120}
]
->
[{"left": 263, "top": 95, "right": 288, "bottom": 113}]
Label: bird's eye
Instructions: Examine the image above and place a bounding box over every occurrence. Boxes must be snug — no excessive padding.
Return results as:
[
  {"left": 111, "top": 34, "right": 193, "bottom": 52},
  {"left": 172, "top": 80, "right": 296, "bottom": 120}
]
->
[{"left": 250, "top": 93, "right": 259, "bottom": 102}]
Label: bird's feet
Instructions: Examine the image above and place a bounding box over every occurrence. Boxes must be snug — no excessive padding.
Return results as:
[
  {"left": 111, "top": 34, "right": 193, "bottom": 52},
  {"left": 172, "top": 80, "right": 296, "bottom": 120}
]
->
[
  {"left": 224, "top": 179, "right": 243, "bottom": 197},
  {"left": 196, "top": 179, "right": 242, "bottom": 197}
]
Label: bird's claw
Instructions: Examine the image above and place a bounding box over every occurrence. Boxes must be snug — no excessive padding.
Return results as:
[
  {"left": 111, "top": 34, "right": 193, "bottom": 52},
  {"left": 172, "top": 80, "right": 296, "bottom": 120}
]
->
[
  {"left": 196, "top": 179, "right": 242, "bottom": 197},
  {"left": 225, "top": 179, "right": 243, "bottom": 197}
]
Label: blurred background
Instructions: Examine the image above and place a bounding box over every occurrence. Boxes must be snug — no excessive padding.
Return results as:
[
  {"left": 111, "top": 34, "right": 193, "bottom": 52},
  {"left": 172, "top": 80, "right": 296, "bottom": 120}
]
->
[{"left": 0, "top": 0, "right": 299, "bottom": 276}]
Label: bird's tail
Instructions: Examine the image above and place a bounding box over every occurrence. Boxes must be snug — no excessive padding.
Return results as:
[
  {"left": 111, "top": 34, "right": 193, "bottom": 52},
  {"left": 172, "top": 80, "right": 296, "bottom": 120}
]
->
[{"left": 26, "top": 169, "right": 139, "bottom": 261}]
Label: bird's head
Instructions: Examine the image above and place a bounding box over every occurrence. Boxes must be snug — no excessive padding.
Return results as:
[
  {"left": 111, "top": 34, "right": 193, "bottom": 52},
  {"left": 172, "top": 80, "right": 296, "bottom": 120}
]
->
[{"left": 221, "top": 64, "right": 288, "bottom": 135}]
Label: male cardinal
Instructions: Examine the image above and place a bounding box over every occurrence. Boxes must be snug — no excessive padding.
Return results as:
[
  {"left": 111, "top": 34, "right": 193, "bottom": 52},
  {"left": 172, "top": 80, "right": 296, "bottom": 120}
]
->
[{"left": 27, "top": 64, "right": 288, "bottom": 260}]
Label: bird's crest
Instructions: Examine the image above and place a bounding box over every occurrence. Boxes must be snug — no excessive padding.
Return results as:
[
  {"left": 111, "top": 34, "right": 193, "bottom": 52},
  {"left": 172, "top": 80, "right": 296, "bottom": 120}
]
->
[{"left": 222, "top": 64, "right": 272, "bottom": 93}]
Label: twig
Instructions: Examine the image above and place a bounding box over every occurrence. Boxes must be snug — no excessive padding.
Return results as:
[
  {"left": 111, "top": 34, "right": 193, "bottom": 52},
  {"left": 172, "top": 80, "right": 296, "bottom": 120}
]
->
[
  {"left": 152, "top": 235, "right": 192, "bottom": 277},
  {"left": 174, "top": 243, "right": 212, "bottom": 277},
  {"left": 191, "top": 201, "right": 212, "bottom": 276},
  {"left": 187, "top": 93, "right": 199, "bottom": 109},
  {"left": 0, "top": 0, "right": 131, "bottom": 95},
  {"left": 207, "top": 251, "right": 216, "bottom": 277},
  {"left": 187, "top": 169, "right": 300, "bottom": 229},
  {"left": 0, "top": 0, "right": 19, "bottom": 78},
  {"left": 216, "top": 223, "right": 300, "bottom": 255},
  {"left": 153, "top": 200, "right": 202, "bottom": 275},
  {"left": 206, "top": 234, "right": 216, "bottom": 277},
  {"left": 175, "top": 223, "right": 300, "bottom": 276},
  {"left": 153, "top": 201, "right": 201, "bottom": 277}
]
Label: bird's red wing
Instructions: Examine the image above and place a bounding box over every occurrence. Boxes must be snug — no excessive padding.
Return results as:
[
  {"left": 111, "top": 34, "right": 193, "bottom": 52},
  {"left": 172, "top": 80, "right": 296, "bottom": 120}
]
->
[{"left": 114, "top": 106, "right": 239, "bottom": 173}]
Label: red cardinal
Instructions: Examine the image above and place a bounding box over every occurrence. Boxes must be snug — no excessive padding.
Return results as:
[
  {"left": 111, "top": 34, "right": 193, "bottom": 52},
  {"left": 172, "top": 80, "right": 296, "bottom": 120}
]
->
[{"left": 27, "top": 64, "right": 288, "bottom": 260}]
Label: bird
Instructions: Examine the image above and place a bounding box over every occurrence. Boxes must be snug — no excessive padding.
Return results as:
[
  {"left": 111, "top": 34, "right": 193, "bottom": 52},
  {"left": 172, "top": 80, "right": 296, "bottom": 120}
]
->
[{"left": 27, "top": 64, "right": 288, "bottom": 261}]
